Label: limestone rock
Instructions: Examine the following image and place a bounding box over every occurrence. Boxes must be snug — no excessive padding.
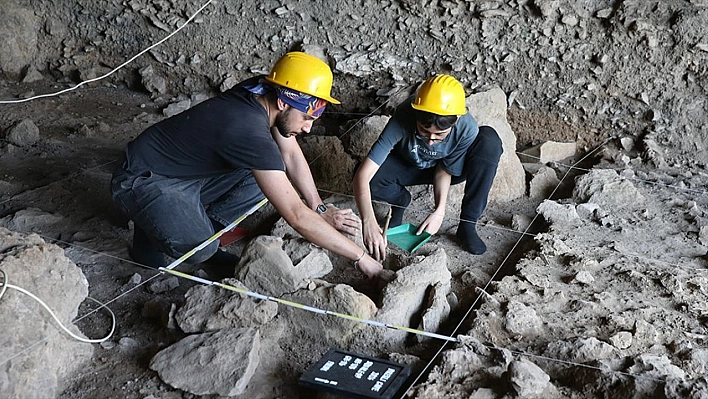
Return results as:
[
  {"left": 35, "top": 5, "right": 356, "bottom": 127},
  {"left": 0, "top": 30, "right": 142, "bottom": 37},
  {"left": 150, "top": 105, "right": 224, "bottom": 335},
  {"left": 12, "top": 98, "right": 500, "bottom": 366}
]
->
[
  {"left": 281, "top": 283, "right": 377, "bottom": 345},
  {"left": 0, "top": 6, "right": 39, "bottom": 77},
  {"left": 466, "top": 87, "right": 525, "bottom": 202},
  {"left": 236, "top": 235, "right": 332, "bottom": 297},
  {"left": 149, "top": 328, "right": 260, "bottom": 396},
  {"left": 519, "top": 141, "right": 577, "bottom": 164},
  {"left": 5, "top": 119, "right": 40, "bottom": 147},
  {"left": 0, "top": 228, "right": 93, "bottom": 398},
  {"left": 176, "top": 278, "right": 278, "bottom": 333}
]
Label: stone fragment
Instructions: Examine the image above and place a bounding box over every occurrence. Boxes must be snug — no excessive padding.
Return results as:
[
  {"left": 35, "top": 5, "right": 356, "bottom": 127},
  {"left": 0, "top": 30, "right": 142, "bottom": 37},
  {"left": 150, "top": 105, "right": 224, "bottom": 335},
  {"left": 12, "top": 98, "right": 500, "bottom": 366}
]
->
[
  {"left": 609, "top": 331, "right": 633, "bottom": 349},
  {"left": 281, "top": 283, "right": 377, "bottom": 345},
  {"left": 0, "top": 6, "right": 39, "bottom": 77},
  {"left": 519, "top": 141, "right": 576, "bottom": 164},
  {"left": 511, "top": 213, "right": 534, "bottom": 232},
  {"left": 150, "top": 328, "right": 260, "bottom": 396},
  {"left": 529, "top": 165, "right": 560, "bottom": 199},
  {"left": 163, "top": 99, "right": 191, "bottom": 117},
  {"left": 237, "top": 236, "right": 332, "bottom": 297},
  {"left": 573, "top": 169, "right": 645, "bottom": 210},
  {"left": 504, "top": 301, "right": 543, "bottom": 336},
  {"left": 21, "top": 65, "right": 43, "bottom": 83},
  {"left": 5, "top": 119, "right": 40, "bottom": 146},
  {"left": 508, "top": 358, "right": 552, "bottom": 396},
  {"left": 573, "top": 270, "right": 594, "bottom": 284},
  {"left": 0, "top": 228, "right": 93, "bottom": 399},
  {"left": 370, "top": 248, "right": 451, "bottom": 347},
  {"left": 139, "top": 64, "right": 168, "bottom": 97},
  {"left": 147, "top": 276, "right": 180, "bottom": 293},
  {"left": 176, "top": 278, "right": 278, "bottom": 333}
]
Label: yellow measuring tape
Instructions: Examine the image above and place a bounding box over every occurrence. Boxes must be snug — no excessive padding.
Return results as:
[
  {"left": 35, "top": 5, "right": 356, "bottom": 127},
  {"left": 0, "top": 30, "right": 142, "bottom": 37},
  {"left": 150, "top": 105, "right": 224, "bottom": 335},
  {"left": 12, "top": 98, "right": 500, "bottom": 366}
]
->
[
  {"left": 158, "top": 197, "right": 458, "bottom": 342},
  {"left": 159, "top": 267, "right": 458, "bottom": 343}
]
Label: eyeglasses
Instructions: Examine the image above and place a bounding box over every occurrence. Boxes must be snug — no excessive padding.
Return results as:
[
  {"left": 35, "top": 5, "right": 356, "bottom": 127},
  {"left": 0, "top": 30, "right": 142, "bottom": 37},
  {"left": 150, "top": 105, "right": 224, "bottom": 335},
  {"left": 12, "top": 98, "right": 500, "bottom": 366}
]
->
[
  {"left": 415, "top": 124, "right": 452, "bottom": 144},
  {"left": 415, "top": 133, "right": 447, "bottom": 143}
]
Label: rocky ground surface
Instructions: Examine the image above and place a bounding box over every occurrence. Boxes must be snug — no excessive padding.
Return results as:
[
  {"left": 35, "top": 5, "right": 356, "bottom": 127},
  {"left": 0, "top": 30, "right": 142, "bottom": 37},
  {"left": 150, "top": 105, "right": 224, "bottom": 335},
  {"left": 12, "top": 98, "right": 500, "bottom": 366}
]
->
[{"left": 1, "top": 0, "right": 708, "bottom": 398}]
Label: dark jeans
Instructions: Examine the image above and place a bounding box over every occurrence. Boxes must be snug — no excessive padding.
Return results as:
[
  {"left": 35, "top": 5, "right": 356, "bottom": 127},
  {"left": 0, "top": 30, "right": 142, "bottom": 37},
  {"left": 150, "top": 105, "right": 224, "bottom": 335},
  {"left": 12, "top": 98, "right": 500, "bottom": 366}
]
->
[
  {"left": 111, "top": 164, "right": 264, "bottom": 263},
  {"left": 370, "top": 126, "right": 503, "bottom": 226}
]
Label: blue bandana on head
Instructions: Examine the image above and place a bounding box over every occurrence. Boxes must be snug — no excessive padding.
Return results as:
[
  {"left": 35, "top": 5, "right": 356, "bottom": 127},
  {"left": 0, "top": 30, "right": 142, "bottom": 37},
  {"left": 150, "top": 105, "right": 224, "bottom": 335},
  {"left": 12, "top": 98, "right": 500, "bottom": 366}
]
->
[
  {"left": 274, "top": 86, "right": 327, "bottom": 117},
  {"left": 242, "top": 80, "right": 327, "bottom": 117}
]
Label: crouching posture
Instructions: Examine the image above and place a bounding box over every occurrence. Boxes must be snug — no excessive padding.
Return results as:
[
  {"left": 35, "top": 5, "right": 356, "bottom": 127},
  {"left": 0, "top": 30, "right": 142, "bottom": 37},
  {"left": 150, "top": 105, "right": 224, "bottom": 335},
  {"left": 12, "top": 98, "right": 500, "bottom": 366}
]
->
[
  {"left": 353, "top": 74, "right": 503, "bottom": 260},
  {"left": 112, "top": 52, "right": 383, "bottom": 279}
]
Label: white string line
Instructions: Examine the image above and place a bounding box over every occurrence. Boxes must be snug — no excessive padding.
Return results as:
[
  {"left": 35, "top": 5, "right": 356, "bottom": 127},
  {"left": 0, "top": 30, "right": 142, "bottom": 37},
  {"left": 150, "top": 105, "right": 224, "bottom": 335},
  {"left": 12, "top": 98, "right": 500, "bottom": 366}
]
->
[
  {"left": 0, "top": 269, "right": 115, "bottom": 344},
  {"left": 401, "top": 136, "right": 616, "bottom": 396},
  {"left": 0, "top": 0, "right": 214, "bottom": 104},
  {"left": 520, "top": 152, "right": 708, "bottom": 196},
  {"left": 35, "top": 235, "right": 673, "bottom": 387},
  {"left": 25, "top": 235, "right": 674, "bottom": 387},
  {"left": 3, "top": 146, "right": 695, "bottom": 389}
]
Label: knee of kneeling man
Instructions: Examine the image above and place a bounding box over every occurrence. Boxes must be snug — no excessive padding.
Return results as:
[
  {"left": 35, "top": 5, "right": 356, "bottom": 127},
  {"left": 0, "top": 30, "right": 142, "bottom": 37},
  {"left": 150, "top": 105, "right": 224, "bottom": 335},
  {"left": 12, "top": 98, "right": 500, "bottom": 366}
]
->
[{"left": 182, "top": 243, "right": 219, "bottom": 264}]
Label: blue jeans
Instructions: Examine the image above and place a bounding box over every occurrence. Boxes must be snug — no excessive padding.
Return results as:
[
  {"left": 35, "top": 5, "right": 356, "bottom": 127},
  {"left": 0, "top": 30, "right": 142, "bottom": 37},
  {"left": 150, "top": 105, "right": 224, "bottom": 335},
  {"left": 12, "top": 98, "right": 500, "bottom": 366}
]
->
[
  {"left": 370, "top": 126, "right": 503, "bottom": 227},
  {"left": 111, "top": 163, "right": 264, "bottom": 263}
]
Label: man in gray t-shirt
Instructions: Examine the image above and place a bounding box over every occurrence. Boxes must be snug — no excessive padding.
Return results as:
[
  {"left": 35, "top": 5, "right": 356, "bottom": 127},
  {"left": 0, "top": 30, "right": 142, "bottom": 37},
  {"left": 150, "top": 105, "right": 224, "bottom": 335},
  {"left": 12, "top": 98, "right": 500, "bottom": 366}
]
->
[{"left": 354, "top": 74, "right": 503, "bottom": 259}]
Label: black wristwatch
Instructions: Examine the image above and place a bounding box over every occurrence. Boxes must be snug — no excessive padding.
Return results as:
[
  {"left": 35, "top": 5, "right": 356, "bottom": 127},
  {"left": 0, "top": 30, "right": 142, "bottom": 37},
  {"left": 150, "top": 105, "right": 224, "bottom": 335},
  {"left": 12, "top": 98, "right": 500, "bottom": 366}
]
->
[{"left": 315, "top": 204, "right": 327, "bottom": 214}]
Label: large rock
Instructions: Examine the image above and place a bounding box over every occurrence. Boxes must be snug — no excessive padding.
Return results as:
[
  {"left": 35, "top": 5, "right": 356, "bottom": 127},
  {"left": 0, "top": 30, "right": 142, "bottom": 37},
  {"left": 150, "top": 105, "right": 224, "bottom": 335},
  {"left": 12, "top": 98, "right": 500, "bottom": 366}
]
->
[
  {"left": 466, "top": 87, "right": 526, "bottom": 202},
  {"left": 281, "top": 283, "right": 377, "bottom": 346},
  {"left": 149, "top": 328, "right": 260, "bottom": 397},
  {"left": 0, "top": 228, "right": 93, "bottom": 398},
  {"left": 366, "top": 248, "right": 452, "bottom": 348},
  {"left": 0, "top": 6, "right": 39, "bottom": 77},
  {"left": 300, "top": 135, "right": 357, "bottom": 196},
  {"left": 236, "top": 236, "right": 333, "bottom": 297},
  {"left": 175, "top": 278, "right": 278, "bottom": 333},
  {"left": 341, "top": 115, "right": 391, "bottom": 159}
]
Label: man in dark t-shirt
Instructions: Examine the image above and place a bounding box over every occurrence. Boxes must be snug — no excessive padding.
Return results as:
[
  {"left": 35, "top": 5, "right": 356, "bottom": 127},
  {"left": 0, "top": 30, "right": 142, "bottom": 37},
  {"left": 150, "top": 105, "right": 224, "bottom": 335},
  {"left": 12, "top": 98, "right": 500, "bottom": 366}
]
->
[
  {"left": 354, "top": 74, "right": 503, "bottom": 259},
  {"left": 111, "top": 52, "right": 383, "bottom": 278}
]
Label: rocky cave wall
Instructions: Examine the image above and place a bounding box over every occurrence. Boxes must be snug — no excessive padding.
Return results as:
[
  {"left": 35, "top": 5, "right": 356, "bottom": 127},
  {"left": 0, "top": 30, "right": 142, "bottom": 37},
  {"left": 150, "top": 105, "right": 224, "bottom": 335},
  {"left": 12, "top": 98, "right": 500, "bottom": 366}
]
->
[{"left": 2, "top": 0, "right": 707, "bottom": 165}]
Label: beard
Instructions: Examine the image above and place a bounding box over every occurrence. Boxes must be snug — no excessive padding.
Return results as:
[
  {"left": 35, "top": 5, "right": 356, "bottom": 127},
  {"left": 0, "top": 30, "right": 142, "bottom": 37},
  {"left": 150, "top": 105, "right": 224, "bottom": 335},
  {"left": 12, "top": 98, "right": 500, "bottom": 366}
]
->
[{"left": 275, "top": 108, "right": 296, "bottom": 138}]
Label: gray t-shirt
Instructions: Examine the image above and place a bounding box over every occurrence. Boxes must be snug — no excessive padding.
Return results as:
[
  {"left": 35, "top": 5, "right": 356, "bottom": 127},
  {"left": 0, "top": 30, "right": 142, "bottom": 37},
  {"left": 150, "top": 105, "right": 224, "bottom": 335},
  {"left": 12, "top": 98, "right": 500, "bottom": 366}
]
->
[{"left": 367, "top": 99, "right": 479, "bottom": 176}]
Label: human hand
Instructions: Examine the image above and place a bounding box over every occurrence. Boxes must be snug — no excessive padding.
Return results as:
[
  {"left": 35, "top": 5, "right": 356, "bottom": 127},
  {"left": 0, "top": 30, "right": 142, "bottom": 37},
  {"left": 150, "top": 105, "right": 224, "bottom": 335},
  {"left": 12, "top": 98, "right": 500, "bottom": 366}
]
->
[
  {"left": 416, "top": 212, "right": 444, "bottom": 236},
  {"left": 320, "top": 206, "right": 362, "bottom": 236},
  {"left": 363, "top": 219, "right": 388, "bottom": 261},
  {"left": 354, "top": 253, "right": 383, "bottom": 279}
]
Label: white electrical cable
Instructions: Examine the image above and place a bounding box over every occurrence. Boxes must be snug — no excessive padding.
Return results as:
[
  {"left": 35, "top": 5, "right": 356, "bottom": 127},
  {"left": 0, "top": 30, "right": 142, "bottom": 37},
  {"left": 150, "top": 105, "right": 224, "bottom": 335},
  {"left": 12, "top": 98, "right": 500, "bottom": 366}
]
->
[
  {"left": 0, "top": 0, "right": 213, "bottom": 104},
  {"left": 0, "top": 269, "right": 115, "bottom": 344}
]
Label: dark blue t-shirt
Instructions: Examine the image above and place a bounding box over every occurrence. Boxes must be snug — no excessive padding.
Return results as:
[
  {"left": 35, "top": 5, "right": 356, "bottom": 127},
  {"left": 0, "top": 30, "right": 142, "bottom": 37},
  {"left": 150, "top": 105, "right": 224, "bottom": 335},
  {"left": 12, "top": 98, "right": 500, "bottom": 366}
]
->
[
  {"left": 124, "top": 76, "right": 285, "bottom": 178},
  {"left": 367, "top": 98, "right": 479, "bottom": 176}
]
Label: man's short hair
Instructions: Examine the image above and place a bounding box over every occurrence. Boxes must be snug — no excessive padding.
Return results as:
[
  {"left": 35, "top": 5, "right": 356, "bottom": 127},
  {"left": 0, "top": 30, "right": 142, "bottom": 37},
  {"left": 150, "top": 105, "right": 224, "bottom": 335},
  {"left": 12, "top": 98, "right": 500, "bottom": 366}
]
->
[{"left": 414, "top": 110, "right": 458, "bottom": 130}]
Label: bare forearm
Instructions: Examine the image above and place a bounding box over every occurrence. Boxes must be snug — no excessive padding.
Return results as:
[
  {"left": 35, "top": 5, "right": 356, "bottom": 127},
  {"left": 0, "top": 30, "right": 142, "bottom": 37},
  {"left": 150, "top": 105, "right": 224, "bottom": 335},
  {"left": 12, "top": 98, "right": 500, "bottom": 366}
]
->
[
  {"left": 354, "top": 158, "right": 380, "bottom": 223},
  {"left": 433, "top": 166, "right": 452, "bottom": 214},
  {"left": 287, "top": 208, "right": 364, "bottom": 260}
]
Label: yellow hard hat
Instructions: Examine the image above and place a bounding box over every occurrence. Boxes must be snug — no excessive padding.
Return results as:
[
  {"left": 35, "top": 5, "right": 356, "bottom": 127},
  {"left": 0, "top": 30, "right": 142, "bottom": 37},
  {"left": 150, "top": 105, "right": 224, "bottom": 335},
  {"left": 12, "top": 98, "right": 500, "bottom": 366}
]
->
[
  {"left": 265, "top": 52, "right": 340, "bottom": 104},
  {"left": 411, "top": 74, "right": 467, "bottom": 116}
]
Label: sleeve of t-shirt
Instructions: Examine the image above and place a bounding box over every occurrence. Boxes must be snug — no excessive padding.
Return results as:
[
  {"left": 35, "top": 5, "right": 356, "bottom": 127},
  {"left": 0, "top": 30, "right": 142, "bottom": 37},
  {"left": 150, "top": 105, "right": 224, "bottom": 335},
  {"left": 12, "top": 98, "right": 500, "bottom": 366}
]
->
[
  {"left": 367, "top": 112, "right": 406, "bottom": 165},
  {"left": 440, "top": 115, "right": 478, "bottom": 176}
]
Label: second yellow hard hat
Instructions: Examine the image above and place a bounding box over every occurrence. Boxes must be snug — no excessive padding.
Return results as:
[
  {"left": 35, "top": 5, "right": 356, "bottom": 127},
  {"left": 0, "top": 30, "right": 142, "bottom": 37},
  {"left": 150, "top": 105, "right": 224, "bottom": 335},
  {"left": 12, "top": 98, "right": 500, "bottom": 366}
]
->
[{"left": 411, "top": 74, "right": 467, "bottom": 116}]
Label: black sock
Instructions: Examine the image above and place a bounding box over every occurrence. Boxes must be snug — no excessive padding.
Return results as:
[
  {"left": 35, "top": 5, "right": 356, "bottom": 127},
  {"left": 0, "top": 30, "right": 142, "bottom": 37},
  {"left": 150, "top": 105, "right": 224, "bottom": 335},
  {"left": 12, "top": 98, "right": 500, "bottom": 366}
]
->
[
  {"left": 456, "top": 222, "right": 486, "bottom": 255},
  {"left": 204, "top": 249, "right": 239, "bottom": 266},
  {"left": 202, "top": 249, "right": 240, "bottom": 280}
]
